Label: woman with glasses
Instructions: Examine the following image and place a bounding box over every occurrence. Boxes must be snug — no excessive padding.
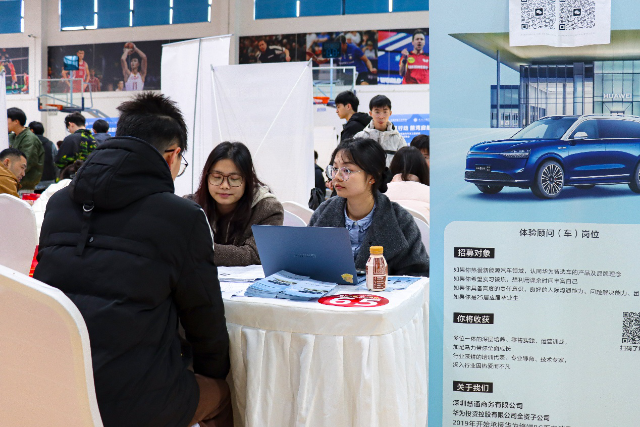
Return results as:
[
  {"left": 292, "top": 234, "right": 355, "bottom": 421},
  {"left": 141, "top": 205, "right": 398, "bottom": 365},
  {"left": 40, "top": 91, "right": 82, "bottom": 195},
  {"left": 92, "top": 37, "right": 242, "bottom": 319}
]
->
[
  {"left": 190, "top": 142, "right": 283, "bottom": 266},
  {"left": 308, "top": 137, "right": 429, "bottom": 276}
]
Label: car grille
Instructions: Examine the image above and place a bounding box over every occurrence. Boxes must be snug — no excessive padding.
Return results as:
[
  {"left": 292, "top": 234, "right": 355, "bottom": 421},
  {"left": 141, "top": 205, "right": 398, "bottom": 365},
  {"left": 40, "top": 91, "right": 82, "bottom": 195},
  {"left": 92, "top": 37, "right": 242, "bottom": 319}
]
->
[{"left": 465, "top": 171, "right": 515, "bottom": 181}]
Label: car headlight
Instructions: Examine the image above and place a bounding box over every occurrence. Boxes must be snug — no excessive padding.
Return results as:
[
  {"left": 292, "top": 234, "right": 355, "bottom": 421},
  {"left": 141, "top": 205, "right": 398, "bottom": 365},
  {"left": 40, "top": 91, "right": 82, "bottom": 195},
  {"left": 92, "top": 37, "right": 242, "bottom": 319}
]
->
[{"left": 501, "top": 149, "right": 530, "bottom": 159}]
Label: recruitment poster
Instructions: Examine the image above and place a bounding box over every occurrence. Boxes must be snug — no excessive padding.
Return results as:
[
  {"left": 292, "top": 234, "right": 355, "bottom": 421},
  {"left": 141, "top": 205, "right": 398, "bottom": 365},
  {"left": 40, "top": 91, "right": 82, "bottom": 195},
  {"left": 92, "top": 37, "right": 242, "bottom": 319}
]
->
[{"left": 430, "top": 0, "right": 640, "bottom": 425}]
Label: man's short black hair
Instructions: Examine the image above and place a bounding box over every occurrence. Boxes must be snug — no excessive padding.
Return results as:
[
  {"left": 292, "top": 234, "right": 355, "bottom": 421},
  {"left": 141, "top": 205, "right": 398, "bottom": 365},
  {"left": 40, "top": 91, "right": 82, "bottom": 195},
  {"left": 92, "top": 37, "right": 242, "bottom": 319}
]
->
[
  {"left": 413, "top": 29, "right": 427, "bottom": 40},
  {"left": 335, "top": 91, "right": 359, "bottom": 112},
  {"left": 28, "top": 121, "right": 45, "bottom": 136},
  {"left": 410, "top": 134, "right": 429, "bottom": 153},
  {"left": 338, "top": 35, "right": 347, "bottom": 45},
  {"left": 0, "top": 147, "right": 26, "bottom": 161},
  {"left": 92, "top": 119, "right": 110, "bottom": 134},
  {"left": 116, "top": 92, "right": 188, "bottom": 153},
  {"left": 7, "top": 107, "right": 26, "bottom": 126},
  {"left": 369, "top": 95, "right": 391, "bottom": 110},
  {"left": 314, "top": 150, "right": 318, "bottom": 161},
  {"left": 64, "top": 112, "right": 86, "bottom": 128}
]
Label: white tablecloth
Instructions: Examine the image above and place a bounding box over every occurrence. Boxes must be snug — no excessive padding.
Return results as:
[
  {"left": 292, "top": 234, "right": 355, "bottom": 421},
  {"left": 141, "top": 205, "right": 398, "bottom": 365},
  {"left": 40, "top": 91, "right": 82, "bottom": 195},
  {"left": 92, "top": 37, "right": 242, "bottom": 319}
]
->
[{"left": 221, "top": 276, "right": 429, "bottom": 427}]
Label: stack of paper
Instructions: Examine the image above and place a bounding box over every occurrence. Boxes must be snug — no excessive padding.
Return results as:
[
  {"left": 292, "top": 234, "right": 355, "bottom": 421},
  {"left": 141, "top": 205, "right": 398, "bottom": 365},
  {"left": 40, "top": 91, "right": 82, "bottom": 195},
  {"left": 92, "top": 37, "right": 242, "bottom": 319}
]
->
[
  {"left": 244, "top": 270, "right": 337, "bottom": 301},
  {"left": 218, "top": 265, "right": 265, "bottom": 283}
]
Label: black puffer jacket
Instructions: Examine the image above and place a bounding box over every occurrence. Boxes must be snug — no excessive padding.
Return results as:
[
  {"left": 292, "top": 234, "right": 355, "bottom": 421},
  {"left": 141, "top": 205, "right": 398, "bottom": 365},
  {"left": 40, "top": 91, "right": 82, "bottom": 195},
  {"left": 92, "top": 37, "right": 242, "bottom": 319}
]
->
[
  {"left": 34, "top": 137, "right": 229, "bottom": 427},
  {"left": 341, "top": 112, "right": 372, "bottom": 141}
]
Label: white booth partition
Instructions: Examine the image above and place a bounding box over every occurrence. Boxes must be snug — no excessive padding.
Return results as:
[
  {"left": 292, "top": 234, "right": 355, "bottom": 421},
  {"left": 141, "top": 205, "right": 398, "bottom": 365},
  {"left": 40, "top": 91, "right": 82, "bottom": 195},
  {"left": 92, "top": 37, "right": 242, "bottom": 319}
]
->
[
  {"left": 209, "top": 61, "right": 314, "bottom": 206},
  {"left": 161, "top": 36, "right": 231, "bottom": 196}
]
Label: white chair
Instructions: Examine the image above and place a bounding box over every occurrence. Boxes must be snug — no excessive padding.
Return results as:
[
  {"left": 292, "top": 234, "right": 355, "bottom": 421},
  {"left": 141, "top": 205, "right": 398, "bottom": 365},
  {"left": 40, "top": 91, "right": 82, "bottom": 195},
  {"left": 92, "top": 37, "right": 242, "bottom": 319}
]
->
[
  {"left": 0, "top": 264, "right": 103, "bottom": 426},
  {"left": 281, "top": 201, "right": 314, "bottom": 224},
  {"left": 283, "top": 210, "right": 306, "bottom": 227},
  {"left": 0, "top": 194, "right": 37, "bottom": 274},
  {"left": 401, "top": 205, "right": 429, "bottom": 225},
  {"left": 413, "top": 217, "right": 430, "bottom": 255}
]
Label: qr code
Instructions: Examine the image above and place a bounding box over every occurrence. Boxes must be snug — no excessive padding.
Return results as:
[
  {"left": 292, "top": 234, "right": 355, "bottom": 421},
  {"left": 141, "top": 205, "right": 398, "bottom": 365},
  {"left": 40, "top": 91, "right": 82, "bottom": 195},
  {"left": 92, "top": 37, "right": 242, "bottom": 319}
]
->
[
  {"left": 622, "top": 312, "right": 640, "bottom": 344},
  {"left": 520, "top": 0, "right": 556, "bottom": 30},
  {"left": 559, "top": 0, "right": 596, "bottom": 30}
]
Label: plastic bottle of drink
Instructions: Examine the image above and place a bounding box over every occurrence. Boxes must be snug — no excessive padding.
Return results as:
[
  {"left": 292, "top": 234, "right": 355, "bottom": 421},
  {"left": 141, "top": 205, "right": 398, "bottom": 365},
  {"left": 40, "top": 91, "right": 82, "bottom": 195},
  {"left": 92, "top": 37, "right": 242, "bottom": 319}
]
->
[{"left": 366, "top": 246, "right": 388, "bottom": 291}]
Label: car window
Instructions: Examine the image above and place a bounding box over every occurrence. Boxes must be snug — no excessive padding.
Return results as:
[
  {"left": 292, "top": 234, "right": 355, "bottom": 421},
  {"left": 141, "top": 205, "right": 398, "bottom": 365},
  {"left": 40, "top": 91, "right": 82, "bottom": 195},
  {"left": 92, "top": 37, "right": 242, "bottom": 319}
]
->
[
  {"left": 512, "top": 117, "right": 578, "bottom": 139},
  {"left": 597, "top": 119, "right": 640, "bottom": 138},
  {"left": 570, "top": 120, "right": 599, "bottom": 139}
]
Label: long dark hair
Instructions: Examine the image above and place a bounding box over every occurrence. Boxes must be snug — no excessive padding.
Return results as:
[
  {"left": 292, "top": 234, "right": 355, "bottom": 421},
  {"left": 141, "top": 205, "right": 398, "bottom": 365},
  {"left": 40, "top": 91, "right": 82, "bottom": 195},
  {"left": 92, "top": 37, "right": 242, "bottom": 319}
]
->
[
  {"left": 194, "top": 142, "right": 263, "bottom": 242},
  {"left": 331, "top": 137, "right": 389, "bottom": 193},
  {"left": 389, "top": 146, "right": 429, "bottom": 185}
]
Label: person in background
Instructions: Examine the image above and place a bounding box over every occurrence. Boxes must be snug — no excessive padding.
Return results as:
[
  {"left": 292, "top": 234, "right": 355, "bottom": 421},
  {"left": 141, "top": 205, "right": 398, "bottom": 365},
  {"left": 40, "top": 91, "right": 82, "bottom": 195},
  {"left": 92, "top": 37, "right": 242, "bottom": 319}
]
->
[
  {"left": 7, "top": 107, "right": 44, "bottom": 191},
  {"left": 314, "top": 150, "right": 325, "bottom": 192},
  {"left": 28, "top": 121, "right": 57, "bottom": 192},
  {"left": 115, "top": 80, "right": 124, "bottom": 91},
  {"left": 387, "top": 146, "right": 430, "bottom": 222},
  {"left": 32, "top": 160, "right": 83, "bottom": 238},
  {"left": 0, "top": 147, "right": 27, "bottom": 198},
  {"left": 354, "top": 95, "right": 407, "bottom": 166},
  {"left": 309, "top": 137, "right": 429, "bottom": 276},
  {"left": 191, "top": 142, "right": 284, "bottom": 266},
  {"left": 92, "top": 119, "right": 111, "bottom": 146},
  {"left": 410, "top": 134, "right": 430, "bottom": 169},
  {"left": 335, "top": 90, "right": 372, "bottom": 141},
  {"left": 256, "top": 38, "right": 291, "bottom": 63},
  {"left": 55, "top": 112, "right": 97, "bottom": 170},
  {"left": 337, "top": 34, "right": 377, "bottom": 85},
  {"left": 88, "top": 68, "right": 101, "bottom": 92},
  {"left": 35, "top": 92, "right": 232, "bottom": 427}
]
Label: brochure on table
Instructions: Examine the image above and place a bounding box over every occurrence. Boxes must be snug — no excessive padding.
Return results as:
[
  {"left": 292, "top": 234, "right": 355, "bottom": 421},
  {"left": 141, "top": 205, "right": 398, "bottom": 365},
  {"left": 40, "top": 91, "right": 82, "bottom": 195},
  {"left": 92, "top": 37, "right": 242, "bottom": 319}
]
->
[{"left": 430, "top": 1, "right": 640, "bottom": 425}]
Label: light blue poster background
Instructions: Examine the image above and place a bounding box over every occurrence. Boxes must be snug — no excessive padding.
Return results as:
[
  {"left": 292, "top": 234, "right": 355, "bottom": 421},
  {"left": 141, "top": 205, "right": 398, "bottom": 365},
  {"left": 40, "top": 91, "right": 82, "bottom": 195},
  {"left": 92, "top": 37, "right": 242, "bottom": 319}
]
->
[{"left": 429, "top": 0, "right": 640, "bottom": 425}]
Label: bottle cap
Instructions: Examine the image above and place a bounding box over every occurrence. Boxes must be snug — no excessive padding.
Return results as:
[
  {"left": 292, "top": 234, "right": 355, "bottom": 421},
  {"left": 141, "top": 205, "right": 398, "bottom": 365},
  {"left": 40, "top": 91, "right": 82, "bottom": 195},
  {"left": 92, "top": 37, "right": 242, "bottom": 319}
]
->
[{"left": 370, "top": 246, "right": 383, "bottom": 255}]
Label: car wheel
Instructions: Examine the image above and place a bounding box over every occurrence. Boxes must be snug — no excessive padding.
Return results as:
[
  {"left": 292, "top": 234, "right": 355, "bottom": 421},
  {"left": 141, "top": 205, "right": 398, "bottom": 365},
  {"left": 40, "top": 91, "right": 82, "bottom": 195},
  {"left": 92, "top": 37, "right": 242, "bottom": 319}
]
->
[
  {"left": 532, "top": 161, "right": 564, "bottom": 199},
  {"left": 476, "top": 184, "right": 504, "bottom": 194},
  {"left": 575, "top": 184, "right": 595, "bottom": 189},
  {"left": 629, "top": 162, "right": 640, "bottom": 193}
]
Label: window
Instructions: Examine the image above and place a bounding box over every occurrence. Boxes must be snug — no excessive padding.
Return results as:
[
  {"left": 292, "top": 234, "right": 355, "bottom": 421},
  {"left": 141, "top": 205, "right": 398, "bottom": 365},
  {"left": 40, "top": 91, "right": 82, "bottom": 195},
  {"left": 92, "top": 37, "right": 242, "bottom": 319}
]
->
[
  {"left": 255, "top": 0, "right": 428, "bottom": 19},
  {"left": 61, "top": 0, "right": 210, "bottom": 30},
  {"left": 0, "top": 0, "right": 24, "bottom": 34},
  {"left": 597, "top": 119, "right": 640, "bottom": 139}
]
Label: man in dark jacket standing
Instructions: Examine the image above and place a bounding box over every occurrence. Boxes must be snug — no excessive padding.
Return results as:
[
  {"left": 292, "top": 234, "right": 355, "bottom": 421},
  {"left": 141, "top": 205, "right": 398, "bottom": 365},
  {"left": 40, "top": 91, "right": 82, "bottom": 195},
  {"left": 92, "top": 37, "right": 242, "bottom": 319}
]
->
[
  {"left": 54, "top": 112, "right": 97, "bottom": 170},
  {"left": 34, "top": 93, "right": 232, "bottom": 427},
  {"left": 7, "top": 107, "right": 44, "bottom": 191},
  {"left": 335, "top": 90, "right": 371, "bottom": 141},
  {"left": 28, "top": 121, "right": 57, "bottom": 190}
]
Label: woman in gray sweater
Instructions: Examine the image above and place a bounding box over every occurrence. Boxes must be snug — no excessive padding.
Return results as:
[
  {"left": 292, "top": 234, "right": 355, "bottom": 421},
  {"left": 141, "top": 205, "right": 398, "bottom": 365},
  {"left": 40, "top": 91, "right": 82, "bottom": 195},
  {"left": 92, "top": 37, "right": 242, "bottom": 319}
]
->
[
  {"left": 308, "top": 137, "right": 429, "bottom": 277},
  {"left": 191, "top": 142, "right": 283, "bottom": 266}
]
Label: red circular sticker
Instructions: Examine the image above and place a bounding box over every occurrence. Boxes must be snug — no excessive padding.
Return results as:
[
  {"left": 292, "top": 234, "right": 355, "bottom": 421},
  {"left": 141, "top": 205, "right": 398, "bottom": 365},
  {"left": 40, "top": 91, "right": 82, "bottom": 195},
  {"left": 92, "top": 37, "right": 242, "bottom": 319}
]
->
[{"left": 318, "top": 294, "right": 389, "bottom": 308}]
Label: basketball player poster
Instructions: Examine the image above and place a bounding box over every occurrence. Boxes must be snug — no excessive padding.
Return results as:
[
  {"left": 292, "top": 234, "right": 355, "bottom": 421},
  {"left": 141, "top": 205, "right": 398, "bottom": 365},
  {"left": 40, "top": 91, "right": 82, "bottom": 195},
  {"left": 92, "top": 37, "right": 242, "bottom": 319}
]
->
[
  {"left": 47, "top": 39, "right": 181, "bottom": 93},
  {"left": 0, "top": 47, "right": 29, "bottom": 94}
]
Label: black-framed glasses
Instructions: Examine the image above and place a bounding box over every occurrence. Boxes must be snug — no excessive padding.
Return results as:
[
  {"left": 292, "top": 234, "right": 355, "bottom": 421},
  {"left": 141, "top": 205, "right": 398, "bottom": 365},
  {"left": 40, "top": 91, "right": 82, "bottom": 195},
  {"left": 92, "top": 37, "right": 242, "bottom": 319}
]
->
[
  {"left": 208, "top": 172, "right": 244, "bottom": 187},
  {"left": 325, "top": 165, "right": 363, "bottom": 181},
  {"left": 164, "top": 149, "right": 189, "bottom": 177}
]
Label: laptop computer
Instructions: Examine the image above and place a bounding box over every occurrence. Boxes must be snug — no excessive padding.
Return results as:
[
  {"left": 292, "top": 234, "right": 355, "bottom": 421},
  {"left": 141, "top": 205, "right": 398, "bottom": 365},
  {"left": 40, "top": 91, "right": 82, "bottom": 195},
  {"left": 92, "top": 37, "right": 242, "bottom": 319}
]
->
[{"left": 252, "top": 225, "right": 360, "bottom": 285}]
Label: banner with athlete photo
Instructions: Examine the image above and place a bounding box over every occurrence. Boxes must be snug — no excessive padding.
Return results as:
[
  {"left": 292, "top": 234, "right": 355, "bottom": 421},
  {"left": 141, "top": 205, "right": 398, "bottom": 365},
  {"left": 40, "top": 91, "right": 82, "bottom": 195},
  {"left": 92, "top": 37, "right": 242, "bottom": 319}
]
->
[
  {"left": 0, "top": 47, "right": 29, "bottom": 94},
  {"left": 239, "top": 28, "right": 428, "bottom": 85},
  {"left": 509, "top": 0, "right": 611, "bottom": 47},
  {"left": 48, "top": 39, "right": 182, "bottom": 93}
]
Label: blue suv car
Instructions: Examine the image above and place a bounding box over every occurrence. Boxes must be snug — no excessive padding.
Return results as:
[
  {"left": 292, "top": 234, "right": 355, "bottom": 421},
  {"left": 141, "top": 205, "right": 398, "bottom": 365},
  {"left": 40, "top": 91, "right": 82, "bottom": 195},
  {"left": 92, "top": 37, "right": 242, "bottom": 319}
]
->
[{"left": 465, "top": 115, "right": 640, "bottom": 199}]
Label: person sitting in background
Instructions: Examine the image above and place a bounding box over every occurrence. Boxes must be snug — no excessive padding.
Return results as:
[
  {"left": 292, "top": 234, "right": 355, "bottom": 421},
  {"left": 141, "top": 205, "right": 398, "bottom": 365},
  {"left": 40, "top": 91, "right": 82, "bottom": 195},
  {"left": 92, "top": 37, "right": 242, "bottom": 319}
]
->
[
  {"left": 32, "top": 160, "right": 83, "bottom": 239},
  {"left": 7, "top": 107, "right": 44, "bottom": 191},
  {"left": 55, "top": 112, "right": 97, "bottom": 170},
  {"left": 354, "top": 95, "right": 407, "bottom": 166},
  {"left": 191, "top": 141, "right": 284, "bottom": 266},
  {"left": 92, "top": 119, "right": 111, "bottom": 146},
  {"left": 386, "top": 146, "right": 430, "bottom": 222},
  {"left": 0, "top": 148, "right": 27, "bottom": 198},
  {"left": 335, "top": 90, "right": 371, "bottom": 141},
  {"left": 308, "top": 137, "right": 429, "bottom": 276},
  {"left": 410, "top": 134, "right": 430, "bottom": 169},
  {"left": 28, "top": 121, "right": 57, "bottom": 192},
  {"left": 314, "top": 150, "right": 325, "bottom": 192}
]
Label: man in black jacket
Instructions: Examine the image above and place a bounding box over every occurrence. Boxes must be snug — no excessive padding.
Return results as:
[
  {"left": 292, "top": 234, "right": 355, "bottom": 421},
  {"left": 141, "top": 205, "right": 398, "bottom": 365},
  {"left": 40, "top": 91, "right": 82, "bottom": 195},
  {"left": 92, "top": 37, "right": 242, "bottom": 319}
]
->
[
  {"left": 34, "top": 93, "right": 231, "bottom": 427},
  {"left": 28, "top": 121, "right": 57, "bottom": 191},
  {"left": 335, "top": 90, "right": 371, "bottom": 141}
]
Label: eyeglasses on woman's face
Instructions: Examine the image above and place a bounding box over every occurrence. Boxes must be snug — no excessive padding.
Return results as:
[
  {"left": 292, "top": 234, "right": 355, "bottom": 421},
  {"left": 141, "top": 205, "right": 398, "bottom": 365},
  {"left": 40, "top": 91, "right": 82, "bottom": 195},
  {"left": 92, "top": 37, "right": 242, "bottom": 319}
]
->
[
  {"left": 325, "top": 165, "right": 363, "bottom": 181},
  {"left": 208, "top": 172, "right": 244, "bottom": 187}
]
